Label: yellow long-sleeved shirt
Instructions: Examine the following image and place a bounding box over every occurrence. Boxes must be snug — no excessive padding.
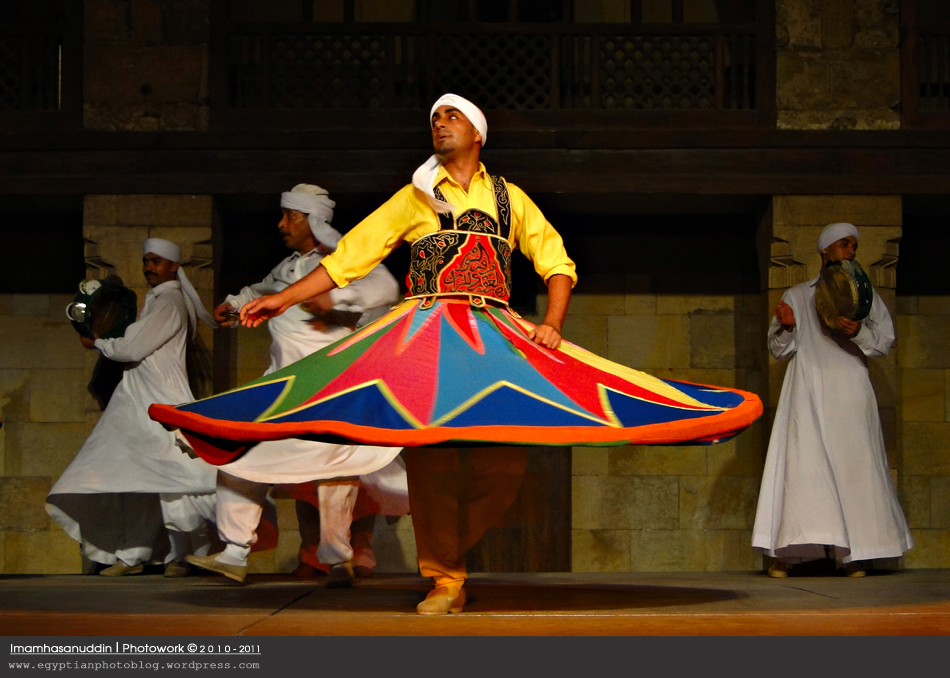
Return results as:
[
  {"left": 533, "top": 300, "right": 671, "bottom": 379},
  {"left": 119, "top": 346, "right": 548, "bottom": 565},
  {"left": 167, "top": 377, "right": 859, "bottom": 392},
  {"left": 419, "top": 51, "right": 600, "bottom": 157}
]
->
[{"left": 321, "top": 162, "right": 577, "bottom": 290}]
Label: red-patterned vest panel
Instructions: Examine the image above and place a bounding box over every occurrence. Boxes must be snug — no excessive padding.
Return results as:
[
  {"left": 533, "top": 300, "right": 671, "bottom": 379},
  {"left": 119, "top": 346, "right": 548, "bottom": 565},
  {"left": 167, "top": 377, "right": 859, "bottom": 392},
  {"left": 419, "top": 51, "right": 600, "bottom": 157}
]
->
[{"left": 407, "top": 175, "right": 513, "bottom": 305}]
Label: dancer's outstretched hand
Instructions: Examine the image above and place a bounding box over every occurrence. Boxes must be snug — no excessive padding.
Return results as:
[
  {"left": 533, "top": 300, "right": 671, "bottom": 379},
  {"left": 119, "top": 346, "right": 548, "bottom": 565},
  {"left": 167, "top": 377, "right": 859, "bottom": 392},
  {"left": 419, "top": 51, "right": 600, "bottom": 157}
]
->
[{"left": 241, "top": 294, "right": 290, "bottom": 327}]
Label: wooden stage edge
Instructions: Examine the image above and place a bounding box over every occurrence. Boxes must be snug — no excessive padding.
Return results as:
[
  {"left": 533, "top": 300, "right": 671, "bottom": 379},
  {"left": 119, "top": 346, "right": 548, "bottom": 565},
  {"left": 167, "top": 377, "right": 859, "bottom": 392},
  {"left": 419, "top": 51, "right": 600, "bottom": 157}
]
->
[{"left": 2, "top": 571, "right": 950, "bottom": 636}]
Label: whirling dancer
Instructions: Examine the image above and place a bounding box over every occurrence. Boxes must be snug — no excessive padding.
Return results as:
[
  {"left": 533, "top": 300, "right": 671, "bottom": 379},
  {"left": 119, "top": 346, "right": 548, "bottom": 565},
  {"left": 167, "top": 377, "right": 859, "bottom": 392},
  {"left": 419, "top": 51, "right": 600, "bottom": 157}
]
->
[{"left": 151, "top": 94, "right": 762, "bottom": 613}]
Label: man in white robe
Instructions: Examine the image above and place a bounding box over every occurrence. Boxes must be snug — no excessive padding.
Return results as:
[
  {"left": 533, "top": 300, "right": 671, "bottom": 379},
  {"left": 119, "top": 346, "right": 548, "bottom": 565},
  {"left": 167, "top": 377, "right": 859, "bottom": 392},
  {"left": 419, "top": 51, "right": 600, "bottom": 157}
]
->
[
  {"left": 752, "top": 222, "right": 913, "bottom": 577},
  {"left": 47, "top": 239, "right": 219, "bottom": 576},
  {"left": 188, "top": 184, "right": 406, "bottom": 585}
]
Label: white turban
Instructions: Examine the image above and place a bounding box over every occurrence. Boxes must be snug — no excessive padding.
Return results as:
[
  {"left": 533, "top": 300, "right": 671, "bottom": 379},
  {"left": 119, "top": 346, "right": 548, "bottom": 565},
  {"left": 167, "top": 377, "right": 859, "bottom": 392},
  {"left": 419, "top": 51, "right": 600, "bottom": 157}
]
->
[
  {"left": 412, "top": 94, "right": 488, "bottom": 215},
  {"left": 817, "top": 222, "right": 859, "bottom": 253},
  {"left": 142, "top": 238, "right": 216, "bottom": 330},
  {"left": 280, "top": 184, "right": 342, "bottom": 250}
]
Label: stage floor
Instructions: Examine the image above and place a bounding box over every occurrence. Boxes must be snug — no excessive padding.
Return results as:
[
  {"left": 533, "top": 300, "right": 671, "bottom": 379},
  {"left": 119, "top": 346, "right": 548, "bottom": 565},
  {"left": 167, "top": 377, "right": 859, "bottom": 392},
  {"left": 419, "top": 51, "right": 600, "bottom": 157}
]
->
[{"left": 2, "top": 570, "right": 950, "bottom": 636}]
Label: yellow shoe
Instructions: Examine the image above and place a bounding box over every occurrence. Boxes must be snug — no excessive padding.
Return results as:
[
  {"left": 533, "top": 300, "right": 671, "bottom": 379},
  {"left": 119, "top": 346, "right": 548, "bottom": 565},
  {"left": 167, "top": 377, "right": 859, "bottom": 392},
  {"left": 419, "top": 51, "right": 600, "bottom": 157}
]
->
[
  {"left": 164, "top": 561, "right": 192, "bottom": 578},
  {"left": 186, "top": 554, "right": 247, "bottom": 583},
  {"left": 844, "top": 562, "right": 866, "bottom": 577},
  {"left": 99, "top": 561, "right": 144, "bottom": 577},
  {"left": 416, "top": 586, "right": 465, "bottom": 615},
  {"left": 326, "top": 561, "right": 355, "bottom": 589},
  {"left": 767, "top": 561, "right": 789, "bottom": 578}
]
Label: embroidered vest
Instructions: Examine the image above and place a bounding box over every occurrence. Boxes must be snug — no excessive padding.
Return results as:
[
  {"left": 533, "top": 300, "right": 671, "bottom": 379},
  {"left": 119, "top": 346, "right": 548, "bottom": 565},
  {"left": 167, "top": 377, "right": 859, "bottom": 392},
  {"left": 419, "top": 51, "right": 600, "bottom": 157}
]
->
[{"left": 406, "top": 175, "right": 513, "bottom": 306}]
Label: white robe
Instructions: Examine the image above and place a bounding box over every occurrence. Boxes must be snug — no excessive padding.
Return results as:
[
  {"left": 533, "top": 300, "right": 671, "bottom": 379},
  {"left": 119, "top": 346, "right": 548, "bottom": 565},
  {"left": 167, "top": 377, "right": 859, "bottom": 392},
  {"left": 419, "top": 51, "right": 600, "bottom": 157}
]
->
[
  {"left": 752, "top": 277, "right": 912, "bottom": 564},
  {"left": 47, "top": 281, "right": 218, "bottom": 564},
  {"left": 220, "top": 250, "right": 406, "bottom": 501}
]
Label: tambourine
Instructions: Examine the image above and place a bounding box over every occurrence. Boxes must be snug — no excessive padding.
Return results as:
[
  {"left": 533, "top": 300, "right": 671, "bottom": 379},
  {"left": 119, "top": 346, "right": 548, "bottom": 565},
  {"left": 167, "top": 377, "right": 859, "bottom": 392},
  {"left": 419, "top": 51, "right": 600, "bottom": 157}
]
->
[
  {"left": 66, "top": 275, "right": 138, "bottom": 340},
  {"left": 815, "top": 259, "right": 873, "bottom": 331}
]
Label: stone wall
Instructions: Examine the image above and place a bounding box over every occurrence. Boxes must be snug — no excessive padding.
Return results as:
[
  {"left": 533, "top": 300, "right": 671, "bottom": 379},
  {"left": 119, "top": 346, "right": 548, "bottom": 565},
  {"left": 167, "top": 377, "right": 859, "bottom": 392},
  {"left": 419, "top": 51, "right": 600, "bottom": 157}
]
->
[
  {"left": 84, "top": 0, "right": 210, "bottom": 131},
  {"left": 776, "top": 0, "right": 900, "bottom": 129},
  {"left": 897, "top": 295, "right": 950, "bottom": 567},
  {"left": 549, "top": 221, "right": 769, "bottom": 572}
]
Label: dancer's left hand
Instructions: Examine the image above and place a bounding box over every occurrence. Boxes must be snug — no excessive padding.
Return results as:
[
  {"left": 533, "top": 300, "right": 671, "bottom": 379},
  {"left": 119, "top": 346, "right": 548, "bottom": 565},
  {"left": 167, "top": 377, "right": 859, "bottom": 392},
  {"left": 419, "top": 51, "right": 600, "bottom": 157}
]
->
[{"left": 530, "top": 323, "right": 562, "bottom": 350}]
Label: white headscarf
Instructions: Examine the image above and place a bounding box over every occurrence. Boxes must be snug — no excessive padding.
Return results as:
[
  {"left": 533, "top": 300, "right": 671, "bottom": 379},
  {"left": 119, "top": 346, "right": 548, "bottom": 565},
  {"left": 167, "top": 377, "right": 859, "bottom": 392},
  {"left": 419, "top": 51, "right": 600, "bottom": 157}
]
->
[
  {"left": 280, "top": 184, "right": 342, "bottom": 250},
  {"left": 817, "top": 222, "right": 860, "bottom": 253},
  {"left": 142, "top": 238, "right": 217, "bottom": 330},
  {"left": 411, "top": 94, "right": 488, "bottom": 215}
]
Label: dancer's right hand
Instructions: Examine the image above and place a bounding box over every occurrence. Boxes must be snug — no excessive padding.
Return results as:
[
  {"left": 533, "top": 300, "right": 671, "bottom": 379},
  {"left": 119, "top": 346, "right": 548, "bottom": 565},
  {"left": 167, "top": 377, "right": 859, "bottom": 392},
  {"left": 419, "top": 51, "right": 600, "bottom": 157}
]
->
[{"left": 241, "top": 293, "right": 291, "bottom": 327}]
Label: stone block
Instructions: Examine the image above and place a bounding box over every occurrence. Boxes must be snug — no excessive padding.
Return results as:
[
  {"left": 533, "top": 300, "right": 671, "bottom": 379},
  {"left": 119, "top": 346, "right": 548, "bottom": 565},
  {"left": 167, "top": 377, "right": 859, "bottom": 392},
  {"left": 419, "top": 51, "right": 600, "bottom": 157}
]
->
[
  {"left": 946, "top": 370, "right": 950, "bottom": 423},
  {"left": 679, "top": 475, "right": 759, "bottom": 530},
  {"left": 901, "top": 475, "right": 931, "bottom": 528},
  {"left": 897, "top": 295, "right": 917, "bottom": 315},
  {"left": 624, "top": 273, "right": 655, "bottom": 315},
  {"left": 120, "top": 197, "right": 213, "bottom": 228},
  {"left": 0, "top": 370, "right": 30, "bottom": 423},
  {"left": 880, "top": 406, "right": 897, "bottom": 469},
  {"left": 777, "top": 52, "right": 832, "bottom": 111},
  {"left": 898, "top": 316, "right": 950, "bottom": 369},
  {"left": 568, "top": 274, "right": 624, "bottom": 316},
  {"left": 85, "top": 44, "right": 207, "bottom": 106},
  {"left": 161, "top": 103, "right": 201, "bottom": 131},
  {"left": 607, "top": 315, "right": 690, "bottom": 369},
  {"left": 773, "top": 195, "right": 902, "bottom": 228},
  {"left": 917, "top": 297, "right": 950, "bottom": 316},
  {"left": 5, "top": 531, "right": 82, "bottom": 574},
  {"left": 781, "top": 0, "right": 821, "bottom": 48},
  {"left": 707, "top": 422, "right": 766, "bottom": 477},
  {"left": 0, "top": 318, "right": 86, "bottom": 370},
  {"left": 247, "top": 549, "right": 275, "bottom": 574},
  {"left": 3, "top": 422, "right": 88, "bottom": 478},
  {"left": 821, "top": 0, "right": 854, "bottom": 49},
  {"left": 85, "top": 0, "right": 129, "bottom": 42},
  {"left": 572, "top": 475, "right": 679, "bottom": 530},
  {"left": 656, "top": 295, "right": 734, "bottom": 315},
  {"left": 931, "top": 477, "right": 950, "bottom": 529},
  {"left": 853, "top": 27, "right": 899, "bottom": 49},
  {"left": 131, "top": 0, "right": 164, "bottom": 43},
  {"left": 690, "top": 315, "right": 735, "bottom": 369},
  {"left": 903, "top": 422, "right": 950, "bottom": 476},
  {"left": 83, "top": 104, "right": 162, "bottom": 131},
  {"left": 572, "top": 447, "right": 609, "bottom": 476},
  {"left": 904, "top": 529, "right": 950, "bottom": 569},
  {"left": 572, "top": 529, "right": 631, "bottom": 572},
  {"left": 164, "top": 0, "right": 212, "bottom": 44},
  {"left": 29, "top": 369, "right": 87, "bottom": 423},
  {"left": 562, "top": 316, "right": 608, "bottom": 356},
  {"left": 372, "top": 518, "right": 418, "bottom": 573},
  {"left": 901, "top": 369, "right": 945, "bottom": 422},
  {"left": 608, "top": 445, "right": 706, "bottom": 476},
  {"left": 705, "top": 530, "right": 761, "bottom": 571},
  {"left": 830, "top": 50, "right": 901, "bottom": 110},
  {"left": 275, "top": 530, "right": 301, "bottom": 573},
  {"left": 273, "top": 497, "right": 298, "bottom": 532},
  {"left": 0, "top": 477, "right": 52, "bottom": 529},
  {"left": 629, "top": 529, "right": 706, "bottom": 572},
  {"left": 0, "top": 295, "right": 50, "bottom": 316}
]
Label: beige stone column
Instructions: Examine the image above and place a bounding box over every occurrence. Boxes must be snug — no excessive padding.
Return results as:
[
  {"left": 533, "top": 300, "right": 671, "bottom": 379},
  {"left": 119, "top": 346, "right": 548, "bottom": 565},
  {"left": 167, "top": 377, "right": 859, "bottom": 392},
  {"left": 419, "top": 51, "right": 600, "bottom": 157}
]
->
[{"left": 761, "top": 194, "right": 902, "bottom": 493}]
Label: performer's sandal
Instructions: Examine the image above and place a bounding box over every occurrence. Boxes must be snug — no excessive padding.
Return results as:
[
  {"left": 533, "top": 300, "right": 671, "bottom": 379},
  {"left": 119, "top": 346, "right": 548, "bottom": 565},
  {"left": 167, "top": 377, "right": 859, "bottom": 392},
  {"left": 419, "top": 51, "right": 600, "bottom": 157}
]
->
[
  {"left": 417, "top": 586, "right": 465, "bottom": 615},
  {"left": 186, "top": 554, "right": 247, "bottom": 583},
  {"left": 767, "top": 561, "right": 789, "bottom": 578},
  {"left": 99, "top": 561, "right": 144, "bottom": 577}
]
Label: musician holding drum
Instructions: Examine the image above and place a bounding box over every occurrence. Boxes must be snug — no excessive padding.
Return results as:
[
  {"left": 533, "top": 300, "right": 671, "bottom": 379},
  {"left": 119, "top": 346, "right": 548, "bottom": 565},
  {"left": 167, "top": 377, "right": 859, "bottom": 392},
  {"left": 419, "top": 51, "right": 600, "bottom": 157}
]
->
[
  {"left": 46, "top": 239, "right": 218, "bottom": 577},
  {"left": 752, "top": 222, "right": 912, "bottom": 577}
]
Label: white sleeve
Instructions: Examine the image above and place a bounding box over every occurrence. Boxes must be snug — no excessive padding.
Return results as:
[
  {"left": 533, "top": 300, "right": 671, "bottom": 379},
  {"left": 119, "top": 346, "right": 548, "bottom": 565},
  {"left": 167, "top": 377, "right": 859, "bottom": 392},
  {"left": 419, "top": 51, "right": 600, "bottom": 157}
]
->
[
  {"left": 94, "top": 296, "right": 183, "bottom": 363},
  {"left": 224, "top": 271, "right": 280, "bottom": 311},
  {"left": 851, "top": 291, "right": 895, "bottom": 358},
  {"left": 768, "top": 291, "right": 797, "bottom": 360},
  {"left": 328, "top": 263, "right": 401, "bottom": 313}
]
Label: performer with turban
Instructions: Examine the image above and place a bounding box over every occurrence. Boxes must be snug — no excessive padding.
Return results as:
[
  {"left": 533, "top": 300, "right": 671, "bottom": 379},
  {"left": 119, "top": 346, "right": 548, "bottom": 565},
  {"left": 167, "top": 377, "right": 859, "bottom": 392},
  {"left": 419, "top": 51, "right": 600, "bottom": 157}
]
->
[
  {"left": 48, "top": 239, "right": 218, "bottom": 576},
  {"left": 187, "top": 184, "right": 407, "bottom": 585},
  {"left": 753, "top": 223, "right": 912, "bottom": 577},
  {"left": 151, "top": 95, "right": 762, "bottom": 611}
]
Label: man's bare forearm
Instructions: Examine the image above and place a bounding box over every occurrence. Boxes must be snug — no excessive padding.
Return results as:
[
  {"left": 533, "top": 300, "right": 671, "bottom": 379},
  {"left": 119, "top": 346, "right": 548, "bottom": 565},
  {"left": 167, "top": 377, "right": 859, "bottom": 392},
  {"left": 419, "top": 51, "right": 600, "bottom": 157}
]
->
[
  {"left": 541, "top": 274, "right": 572, "bottom": 332},
  {"left": 278, "top": 265, "right": 338, "bottom": 307}
]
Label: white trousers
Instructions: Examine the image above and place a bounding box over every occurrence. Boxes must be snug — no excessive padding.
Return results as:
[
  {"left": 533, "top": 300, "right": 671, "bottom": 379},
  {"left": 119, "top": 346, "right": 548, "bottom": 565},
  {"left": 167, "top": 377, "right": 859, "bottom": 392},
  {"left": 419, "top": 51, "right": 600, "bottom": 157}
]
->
[
  {"left": 160, "top": 491, "right": 216, "bottom": 564},
  {"left": 216, "top": 472, "right": 358, "bottom": 567}
]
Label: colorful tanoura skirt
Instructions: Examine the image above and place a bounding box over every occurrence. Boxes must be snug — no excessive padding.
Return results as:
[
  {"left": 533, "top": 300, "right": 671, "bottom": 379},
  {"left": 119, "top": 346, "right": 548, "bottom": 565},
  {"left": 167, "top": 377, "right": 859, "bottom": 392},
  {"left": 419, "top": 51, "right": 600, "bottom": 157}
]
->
[{"left": 149, "top": 299, "right": 763, "bottom": 464}]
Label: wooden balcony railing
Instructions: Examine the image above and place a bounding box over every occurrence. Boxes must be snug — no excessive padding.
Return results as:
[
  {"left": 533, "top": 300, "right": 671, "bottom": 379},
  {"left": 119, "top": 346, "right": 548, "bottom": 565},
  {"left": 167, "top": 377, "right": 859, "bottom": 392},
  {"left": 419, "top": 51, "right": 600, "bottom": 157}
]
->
[{"left": 212, "top": 19, "right": 774, "bottom": 129}]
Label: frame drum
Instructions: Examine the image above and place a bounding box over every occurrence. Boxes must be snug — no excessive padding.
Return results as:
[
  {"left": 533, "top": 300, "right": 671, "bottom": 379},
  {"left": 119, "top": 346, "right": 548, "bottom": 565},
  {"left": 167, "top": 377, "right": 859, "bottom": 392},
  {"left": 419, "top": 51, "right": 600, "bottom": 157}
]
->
[
  {"left": 66, "top": 275, "right": 138, "bottom": 340},
  {"left": 815, "top": 259, "right": 873, "bottom": 330}
]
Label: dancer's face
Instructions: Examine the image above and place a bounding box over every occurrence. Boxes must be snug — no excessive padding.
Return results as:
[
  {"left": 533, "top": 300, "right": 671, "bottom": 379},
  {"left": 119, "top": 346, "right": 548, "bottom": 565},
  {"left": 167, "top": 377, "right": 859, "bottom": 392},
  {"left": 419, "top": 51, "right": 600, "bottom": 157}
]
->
[
  {"left": 431, "top": 105, "right": 482, "bottom": 157},
  {"left": 821, "top": 236, "right": 858, "bottom": 264}
]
